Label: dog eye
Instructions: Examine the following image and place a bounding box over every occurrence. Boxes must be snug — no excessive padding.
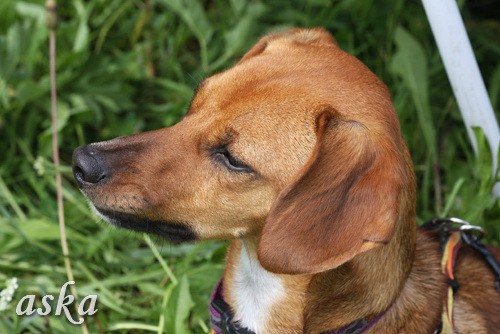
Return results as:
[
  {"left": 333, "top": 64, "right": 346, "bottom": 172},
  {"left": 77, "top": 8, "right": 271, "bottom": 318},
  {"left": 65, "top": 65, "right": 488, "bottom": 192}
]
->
[{"left": 214, "top": 148, "right": 253, "bottom": 173}]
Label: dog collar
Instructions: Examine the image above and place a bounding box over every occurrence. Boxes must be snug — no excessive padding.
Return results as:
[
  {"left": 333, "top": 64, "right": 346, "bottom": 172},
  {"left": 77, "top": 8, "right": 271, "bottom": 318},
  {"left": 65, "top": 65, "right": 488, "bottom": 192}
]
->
[{"left": 209, "top": 279, "right": 392, "bottom": 334}]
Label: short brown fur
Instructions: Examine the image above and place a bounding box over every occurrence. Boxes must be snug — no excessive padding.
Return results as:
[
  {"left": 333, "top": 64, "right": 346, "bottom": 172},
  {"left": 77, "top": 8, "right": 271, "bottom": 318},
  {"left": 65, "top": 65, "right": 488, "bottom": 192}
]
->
[{"left": 76, "top": 28, "right": 500, "bottom": 333}]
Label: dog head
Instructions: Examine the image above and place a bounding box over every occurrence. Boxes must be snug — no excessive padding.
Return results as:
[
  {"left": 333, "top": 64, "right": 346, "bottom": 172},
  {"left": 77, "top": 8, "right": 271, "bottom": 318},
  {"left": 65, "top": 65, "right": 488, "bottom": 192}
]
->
[{"left": 73, "top": 28, "right": 414, "bottom": 274}]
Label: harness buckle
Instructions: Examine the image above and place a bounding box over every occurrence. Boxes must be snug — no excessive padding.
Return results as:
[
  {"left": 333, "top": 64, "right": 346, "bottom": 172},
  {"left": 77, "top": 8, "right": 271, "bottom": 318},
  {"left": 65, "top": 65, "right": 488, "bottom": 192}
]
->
[{"left": 421, "top": 217, "right": 500, "bottom": 292}]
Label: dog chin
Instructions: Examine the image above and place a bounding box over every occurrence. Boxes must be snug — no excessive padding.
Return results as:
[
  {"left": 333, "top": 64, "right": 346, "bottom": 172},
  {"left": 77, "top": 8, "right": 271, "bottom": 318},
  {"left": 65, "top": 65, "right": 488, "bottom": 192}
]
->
[{"left": 87, "top": 203, "right": 197, "bottom": 244}]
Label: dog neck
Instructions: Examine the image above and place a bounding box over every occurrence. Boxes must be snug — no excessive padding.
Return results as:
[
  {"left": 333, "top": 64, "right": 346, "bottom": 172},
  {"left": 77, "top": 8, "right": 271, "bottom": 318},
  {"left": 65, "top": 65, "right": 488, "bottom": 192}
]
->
[
  {"left": 223, "top": 237, "right": 309, "bottom": 333},
  {"left": 223, "top": 217, "right": 417, "bottom": 333}
]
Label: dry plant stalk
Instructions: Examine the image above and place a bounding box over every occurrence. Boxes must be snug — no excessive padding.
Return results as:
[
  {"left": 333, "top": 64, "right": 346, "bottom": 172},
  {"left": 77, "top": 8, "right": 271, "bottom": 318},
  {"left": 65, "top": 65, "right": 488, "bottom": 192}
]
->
[{"left": 46, "top": 1, "right": 89, "bottom": 333}]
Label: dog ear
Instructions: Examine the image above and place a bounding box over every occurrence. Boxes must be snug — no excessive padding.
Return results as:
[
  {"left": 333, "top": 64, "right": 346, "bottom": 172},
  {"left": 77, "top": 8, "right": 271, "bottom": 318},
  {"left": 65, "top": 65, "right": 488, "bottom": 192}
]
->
[
  {"left": 238, "top": 33, "right": 278, "bottom": 62},
  {"left": 258, "top": 110, "right": 403, "bottom": 274},
  {"left": 239, "top": 28, "right": 337, "bottom": 63}
]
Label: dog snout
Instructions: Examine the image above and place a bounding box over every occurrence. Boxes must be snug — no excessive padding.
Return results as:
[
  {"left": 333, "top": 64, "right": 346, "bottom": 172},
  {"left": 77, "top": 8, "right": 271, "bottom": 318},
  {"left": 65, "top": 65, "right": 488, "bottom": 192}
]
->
[{"left": 72, "top": 145, "right": 108, "bottom": 187}]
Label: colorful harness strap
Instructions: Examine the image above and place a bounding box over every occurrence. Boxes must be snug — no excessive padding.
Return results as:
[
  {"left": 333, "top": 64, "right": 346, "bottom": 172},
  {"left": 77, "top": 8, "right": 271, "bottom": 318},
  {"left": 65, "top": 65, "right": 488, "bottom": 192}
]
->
[
  {"left": 421, "top": 217, "right": 500, "bottom": 334},
  {"left": 440, "top": 225, "right": 462, "bottom": 334}
]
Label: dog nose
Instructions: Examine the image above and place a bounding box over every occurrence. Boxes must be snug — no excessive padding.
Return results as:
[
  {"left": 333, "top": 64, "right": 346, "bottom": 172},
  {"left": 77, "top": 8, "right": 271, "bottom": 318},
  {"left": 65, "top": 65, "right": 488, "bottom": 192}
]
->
[{"left": 72, "top": 145, "right": 108, "bottom": 186}]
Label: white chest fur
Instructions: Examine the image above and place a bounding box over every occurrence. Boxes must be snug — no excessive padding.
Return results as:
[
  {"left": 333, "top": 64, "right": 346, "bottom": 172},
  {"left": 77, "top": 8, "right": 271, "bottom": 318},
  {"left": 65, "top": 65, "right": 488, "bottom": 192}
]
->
[{"left": 229, "top": 244, "right": 285, "bottom": 333}]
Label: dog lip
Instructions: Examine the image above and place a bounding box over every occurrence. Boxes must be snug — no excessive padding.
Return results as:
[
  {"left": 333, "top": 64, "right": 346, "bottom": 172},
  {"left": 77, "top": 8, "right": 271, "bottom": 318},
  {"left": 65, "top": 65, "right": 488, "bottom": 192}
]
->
[{"left": 95, "top": 208, "right": 197, "bottom": 244}]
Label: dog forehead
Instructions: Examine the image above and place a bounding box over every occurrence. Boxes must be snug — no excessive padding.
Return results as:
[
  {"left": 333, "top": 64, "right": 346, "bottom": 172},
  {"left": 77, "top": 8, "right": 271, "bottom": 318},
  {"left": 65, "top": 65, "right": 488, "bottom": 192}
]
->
[
  {"left": 190, "top": 33, "right": 340, "bottom": 111},
  {"left": 188, "top": 29, "right": 399, "bottom": 146},
  {"left": 194, "top": 41, "right": 386, "bottom": 120},
  {"left": 193, "top": 70, "right": 321, "bottom": 144}
]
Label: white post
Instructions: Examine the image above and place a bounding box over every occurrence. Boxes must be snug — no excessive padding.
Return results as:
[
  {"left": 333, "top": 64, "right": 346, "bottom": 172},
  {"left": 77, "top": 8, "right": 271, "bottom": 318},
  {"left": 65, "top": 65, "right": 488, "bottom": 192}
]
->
[{"left": 421, "top": 0, "right": 500, "bottom": 197}]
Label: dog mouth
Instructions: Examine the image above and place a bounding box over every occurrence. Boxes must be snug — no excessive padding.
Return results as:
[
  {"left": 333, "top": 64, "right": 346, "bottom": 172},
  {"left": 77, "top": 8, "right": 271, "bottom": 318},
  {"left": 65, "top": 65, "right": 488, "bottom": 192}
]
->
[{"left": 94, "top": 207, "right": 197, "bottom": 244}]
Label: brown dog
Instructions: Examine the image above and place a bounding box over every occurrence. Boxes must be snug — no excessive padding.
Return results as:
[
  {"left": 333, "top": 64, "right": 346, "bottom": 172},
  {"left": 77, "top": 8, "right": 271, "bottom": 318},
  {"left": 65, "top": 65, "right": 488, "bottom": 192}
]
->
[{"left": 73, "top": 28, "right": 500, "bottom": 333}]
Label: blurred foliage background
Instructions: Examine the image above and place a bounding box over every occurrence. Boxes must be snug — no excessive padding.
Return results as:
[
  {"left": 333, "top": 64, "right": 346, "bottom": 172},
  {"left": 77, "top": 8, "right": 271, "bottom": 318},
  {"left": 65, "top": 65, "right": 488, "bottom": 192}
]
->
[{"left": 0, "top": 0, "right": 499, "bottom": 333}]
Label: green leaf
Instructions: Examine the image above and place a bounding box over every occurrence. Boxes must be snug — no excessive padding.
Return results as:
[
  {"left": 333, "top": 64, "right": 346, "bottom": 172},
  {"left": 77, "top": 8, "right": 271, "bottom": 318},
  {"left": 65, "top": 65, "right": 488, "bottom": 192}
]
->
[
  {"left": 15, "top": 218, "right": 82, "bottom": 242},
  {"left": 489, "top": 64, "right": 500, "bottom": 110},
  {"left": 390, "top": 26, "right": 437, "bottom": 161},
  {"left": 157, "top": 0, "right": 214, "bottom": 69},
  {"left": 0, "top": 0, "right": 16, "bottom": 33},
  {"left": 158, "top": 0, "right": 213, "bottom": 45},
  {"left": 175, "top": 275, "right": 194, "bottom": 334},
  {"left": 164, "top": 275, "right": 194, "bottom": 334},
  {"left": 73, "top": 0, "right": 90, "bottom": 52},
  {"left": 472, "top": 126, "right": 494, "bottom": 192},
  {"left": 15, "top": 1, "right": 45, "bottom": 22},
  {"left": 74, "top": 22, "right": 89, "bottom": 53},
  {"left": 210, "top": 2, "right": 266, "bottom": 70}
]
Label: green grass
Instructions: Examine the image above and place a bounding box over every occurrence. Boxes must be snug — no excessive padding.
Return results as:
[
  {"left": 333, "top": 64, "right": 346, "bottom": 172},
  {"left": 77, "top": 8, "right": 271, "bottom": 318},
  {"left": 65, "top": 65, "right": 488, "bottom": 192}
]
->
[{"left": 0, "top": 0, "right": 499, "bottom": 333}]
